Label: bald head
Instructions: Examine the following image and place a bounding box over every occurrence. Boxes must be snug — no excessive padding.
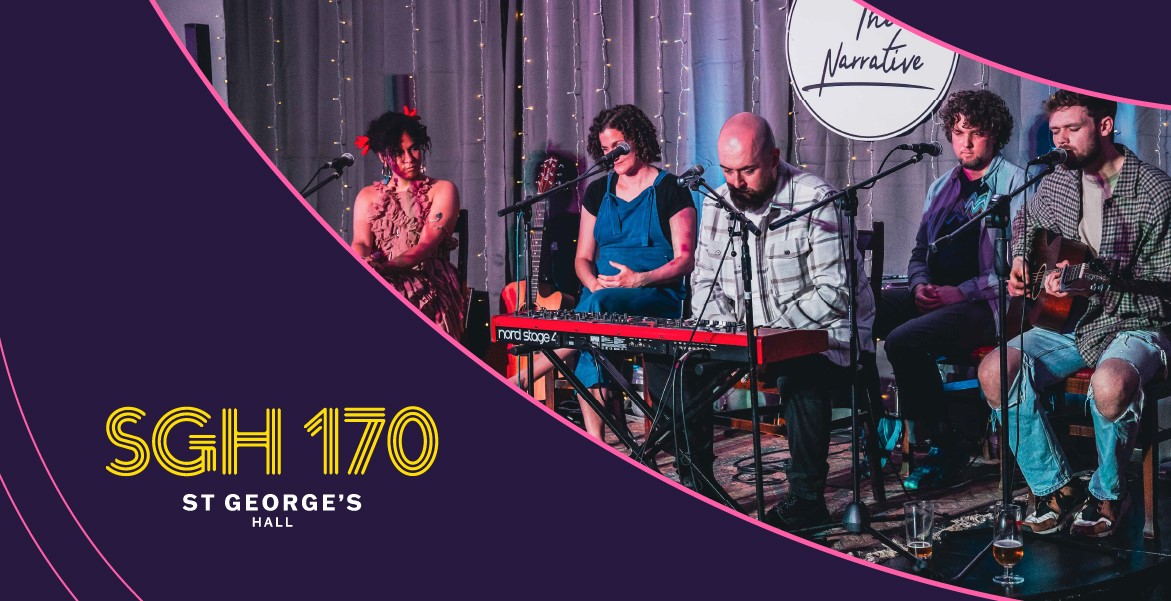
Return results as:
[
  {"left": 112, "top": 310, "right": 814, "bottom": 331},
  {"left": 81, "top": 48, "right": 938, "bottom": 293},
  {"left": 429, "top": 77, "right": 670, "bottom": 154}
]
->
[
  {"left": 717, "top": 113, "right": 781, "bottom": 211},
  {"left": 718, "top": 112, "right": 777, "bottom": 161}
]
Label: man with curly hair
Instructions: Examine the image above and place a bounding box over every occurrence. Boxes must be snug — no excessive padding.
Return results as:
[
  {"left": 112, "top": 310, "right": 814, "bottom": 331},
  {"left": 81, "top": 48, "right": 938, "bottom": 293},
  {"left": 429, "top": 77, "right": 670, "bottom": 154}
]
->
[{"left": 874, "top": 89, "right": 1026, "bottom": 490}]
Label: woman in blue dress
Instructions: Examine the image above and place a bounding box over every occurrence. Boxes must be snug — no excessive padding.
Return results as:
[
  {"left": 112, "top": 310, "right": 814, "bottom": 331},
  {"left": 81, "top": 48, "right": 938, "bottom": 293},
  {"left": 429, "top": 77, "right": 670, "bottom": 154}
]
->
[{"left": 570, "top": 104, "right": 697, "bottom": 440}]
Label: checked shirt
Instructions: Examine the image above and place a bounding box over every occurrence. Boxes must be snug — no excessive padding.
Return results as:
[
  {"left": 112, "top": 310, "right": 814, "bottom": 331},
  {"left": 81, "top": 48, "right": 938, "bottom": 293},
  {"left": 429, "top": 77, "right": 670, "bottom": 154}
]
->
[
  {"left": 691, "top": 161, "right": 875, "bottom": 367},
  {"left": 1011, "top": 145, "right": 1171, "bottom": 363}
]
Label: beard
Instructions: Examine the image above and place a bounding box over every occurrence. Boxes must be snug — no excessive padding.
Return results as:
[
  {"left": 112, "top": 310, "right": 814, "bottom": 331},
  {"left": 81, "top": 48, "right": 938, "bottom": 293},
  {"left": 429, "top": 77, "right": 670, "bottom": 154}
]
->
[
  {"left": 959, "top": 155, "right": 992, "bottom": 172},
  {"left": 729, "top": 175, "right": 779, "bottom": 212},
  {"left": 1063, "top": 136, "right": 1101, "bottom": 170}
]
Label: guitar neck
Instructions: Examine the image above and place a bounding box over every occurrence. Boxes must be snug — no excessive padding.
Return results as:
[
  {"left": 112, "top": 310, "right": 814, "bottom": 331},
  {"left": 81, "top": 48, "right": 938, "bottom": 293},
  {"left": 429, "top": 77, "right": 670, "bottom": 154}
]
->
[
  {"left": 1060, "top": 264, "right": 1089, "bottom": 287},
  {"left": 523, "top": 156, "right": 563, "bottom": 310},
  {"left": 1031, "top": 262, "right": 1111, "bottom": 296},
  {"left": 528, "top": 222, "right": 544, "bottom": 303}
]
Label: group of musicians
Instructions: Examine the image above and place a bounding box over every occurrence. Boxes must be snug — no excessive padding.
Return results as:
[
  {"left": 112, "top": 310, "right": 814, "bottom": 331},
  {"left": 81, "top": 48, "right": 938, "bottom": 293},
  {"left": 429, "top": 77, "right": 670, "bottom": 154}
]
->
[{"left": 351, "top": 89, "right": 1171, "bottom": 537}]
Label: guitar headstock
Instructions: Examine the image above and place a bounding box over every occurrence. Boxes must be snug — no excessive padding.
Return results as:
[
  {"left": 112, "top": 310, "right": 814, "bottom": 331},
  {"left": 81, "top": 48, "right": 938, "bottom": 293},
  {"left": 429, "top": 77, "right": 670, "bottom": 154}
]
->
[{"left": 535, "top": 156, "right": 566, "bottom": 195}]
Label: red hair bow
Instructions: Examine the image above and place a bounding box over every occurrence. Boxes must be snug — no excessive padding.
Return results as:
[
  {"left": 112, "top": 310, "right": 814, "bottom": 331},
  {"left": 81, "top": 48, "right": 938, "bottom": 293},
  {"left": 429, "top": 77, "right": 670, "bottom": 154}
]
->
[
  {"left": 354, "top": 135, "right": 371, "bottom": 155},
  {"left": 403, "top": 105, "right": 418, "bottom": 117}
]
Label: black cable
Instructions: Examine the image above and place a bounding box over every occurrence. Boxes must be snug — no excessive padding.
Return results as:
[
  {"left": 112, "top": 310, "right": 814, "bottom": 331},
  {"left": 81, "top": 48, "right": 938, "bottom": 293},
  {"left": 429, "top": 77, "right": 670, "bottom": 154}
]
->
[
  {"left": 298, "top": 165, "right": 329, "bottom": 196},
  {"left": 668, "top": 218, "right": 736, "bottom": 490},
  {"left": 676, "top": 353, "right": 690, "bottom": 486},
  {"left": 638, "top": 354, "right": 679, "bottom": 469},
  {"left": 687, "top": 233, "right": 737, "bottom": 338},
  {"left": 858, "top": 148, "right": 901, "bottom": 191},
  {"left": 731, "top": 448, "right": 790, "bottom": 486},
  {"left": 1008, "top": 169, "right": 1036, "bottom": 499}
]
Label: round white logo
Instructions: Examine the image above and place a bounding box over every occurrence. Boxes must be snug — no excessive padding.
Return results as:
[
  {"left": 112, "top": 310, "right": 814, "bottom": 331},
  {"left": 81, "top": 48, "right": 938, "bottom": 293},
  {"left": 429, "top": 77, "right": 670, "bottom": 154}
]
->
[{"left": 786, "top": 0, "right": 957, "bottom": 141}]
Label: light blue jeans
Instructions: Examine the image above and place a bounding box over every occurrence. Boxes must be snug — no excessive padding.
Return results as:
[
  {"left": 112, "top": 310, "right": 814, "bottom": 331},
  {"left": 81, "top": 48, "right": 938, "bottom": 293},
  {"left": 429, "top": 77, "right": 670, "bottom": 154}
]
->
[{"left": 995, "top": 328, "right": 1169, "bottom": 500}]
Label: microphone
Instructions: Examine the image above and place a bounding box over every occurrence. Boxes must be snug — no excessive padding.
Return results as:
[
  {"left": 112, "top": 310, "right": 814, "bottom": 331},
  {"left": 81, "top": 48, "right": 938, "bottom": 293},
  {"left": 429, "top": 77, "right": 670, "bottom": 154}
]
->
[
  {"left": 1027, "top": 147, "right": 1069, "bottom": 167},
  {"left": 323, "top": 153, "right": 355, "bottom": 171},
  {"left": 597, "top": 141, "right": 632, "bottom": 166},
  {"left": 895, "top": 141, "right": 943, "bottom": 156},
  {"left": 677, "top": 164, "right": 704, "bottom": 187}
]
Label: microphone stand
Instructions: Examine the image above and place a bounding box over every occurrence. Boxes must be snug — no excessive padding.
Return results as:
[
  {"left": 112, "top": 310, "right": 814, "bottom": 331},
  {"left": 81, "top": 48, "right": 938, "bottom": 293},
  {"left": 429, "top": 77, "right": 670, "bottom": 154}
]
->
[
  {"left": 930, "top": 162, "right": 1082, "bottom": 583},
  {"left": 683, "top": 176, "right": 765, "bottom": 519},
  {"left": 299, "top": 166, "right": 346, "bottom": 198},
  {"left": 498, "top": 156, "right": 615, "bottom": 396},
  {"left": 771, "top": 151, "right": 937, "bottom": 568},
  {"left": 498, "top": 156, "right": 616, "bottom": 218}
]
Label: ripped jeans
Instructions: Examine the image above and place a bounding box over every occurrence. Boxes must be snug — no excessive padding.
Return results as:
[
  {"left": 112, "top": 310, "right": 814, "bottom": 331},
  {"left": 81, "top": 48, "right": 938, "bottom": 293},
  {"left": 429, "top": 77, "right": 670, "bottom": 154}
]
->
[{"left": 994, "top": 328, "right": 1170, "bottom": 500}]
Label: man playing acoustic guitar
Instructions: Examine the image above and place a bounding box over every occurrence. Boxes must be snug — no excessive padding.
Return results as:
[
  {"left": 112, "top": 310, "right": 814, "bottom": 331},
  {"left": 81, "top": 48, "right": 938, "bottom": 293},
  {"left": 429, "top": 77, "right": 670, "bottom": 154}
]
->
[{"left": 978, "top": 91, "right": 1171, "bottom": 537}]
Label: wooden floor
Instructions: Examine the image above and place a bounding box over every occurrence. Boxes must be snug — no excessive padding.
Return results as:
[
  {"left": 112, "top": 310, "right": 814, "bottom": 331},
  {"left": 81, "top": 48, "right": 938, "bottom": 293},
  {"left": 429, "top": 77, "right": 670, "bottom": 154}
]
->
[{"left": 591, "top": 409, "right": 1171, "bottom": 600}]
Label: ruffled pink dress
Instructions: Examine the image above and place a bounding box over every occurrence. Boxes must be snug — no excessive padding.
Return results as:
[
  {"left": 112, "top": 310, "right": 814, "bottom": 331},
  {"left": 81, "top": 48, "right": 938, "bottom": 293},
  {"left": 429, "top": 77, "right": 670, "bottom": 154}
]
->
[{"left": 367, "top": 177, "right": 466, "bottom": 339}]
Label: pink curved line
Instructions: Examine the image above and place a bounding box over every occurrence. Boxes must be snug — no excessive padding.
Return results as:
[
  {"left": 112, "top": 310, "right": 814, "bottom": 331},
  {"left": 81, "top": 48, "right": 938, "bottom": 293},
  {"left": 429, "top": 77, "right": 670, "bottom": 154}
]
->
[
  {"left": 854, "top": 1, "right": 1171, "bottom": 111},
  {"left": 0, "top": 471, "right": 78, "bottom": 600},
  {"left": 144, "top": 4, "right": 1003, "bottom": 598},
  {"left": 0, "top": 338, "right": 142, "bottom": 599}
]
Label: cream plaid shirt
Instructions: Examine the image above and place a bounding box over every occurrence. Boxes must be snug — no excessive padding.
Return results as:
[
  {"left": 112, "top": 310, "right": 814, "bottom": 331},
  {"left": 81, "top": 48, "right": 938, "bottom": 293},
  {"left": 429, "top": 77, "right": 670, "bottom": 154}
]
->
[{"left": 690, "top": 161, "right": 875, "bottom": 367}]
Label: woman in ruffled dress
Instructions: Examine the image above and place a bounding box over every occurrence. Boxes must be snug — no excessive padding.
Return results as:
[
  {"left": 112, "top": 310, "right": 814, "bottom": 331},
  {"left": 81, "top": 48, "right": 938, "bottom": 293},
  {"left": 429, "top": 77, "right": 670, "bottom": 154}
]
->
[{"left": 351, "top": 111, "right": 465, "bottom": 339}]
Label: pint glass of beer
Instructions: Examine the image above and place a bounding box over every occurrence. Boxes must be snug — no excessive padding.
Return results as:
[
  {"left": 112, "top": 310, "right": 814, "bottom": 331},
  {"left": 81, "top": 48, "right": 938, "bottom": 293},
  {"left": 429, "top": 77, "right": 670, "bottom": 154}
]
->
[
  {"left": 903, "top": 501, "right": 937, "bottom": 561},
  {"left": 992, "top": 503, "right": 1025, "bottom": 585}
]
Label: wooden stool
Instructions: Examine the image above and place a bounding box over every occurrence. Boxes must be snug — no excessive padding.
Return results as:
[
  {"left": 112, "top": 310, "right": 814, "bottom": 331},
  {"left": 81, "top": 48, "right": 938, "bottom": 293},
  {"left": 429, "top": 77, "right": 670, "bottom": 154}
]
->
[{"left": 1059, "top": 367, "right": 1169, "bottom": 540}]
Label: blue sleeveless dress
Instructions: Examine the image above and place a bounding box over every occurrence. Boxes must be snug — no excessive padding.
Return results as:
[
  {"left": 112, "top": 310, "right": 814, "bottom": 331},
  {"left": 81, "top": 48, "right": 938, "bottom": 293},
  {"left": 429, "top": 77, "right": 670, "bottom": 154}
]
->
[{"left": 574, "top": 170, "right": 686, "bottom": 387}]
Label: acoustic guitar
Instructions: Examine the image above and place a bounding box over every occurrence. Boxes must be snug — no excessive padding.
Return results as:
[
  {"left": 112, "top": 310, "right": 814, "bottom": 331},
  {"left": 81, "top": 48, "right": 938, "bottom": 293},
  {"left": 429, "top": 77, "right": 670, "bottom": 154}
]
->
[
  {"left": 502, "top": 155, "right": 576, "bottom": 383},
  {"left": 1025, "top": 229, "right": 1113, "bottom": 333}
]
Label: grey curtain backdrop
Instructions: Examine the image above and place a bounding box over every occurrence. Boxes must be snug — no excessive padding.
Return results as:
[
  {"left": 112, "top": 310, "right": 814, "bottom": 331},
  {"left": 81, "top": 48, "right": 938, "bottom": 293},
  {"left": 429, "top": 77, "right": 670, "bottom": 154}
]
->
[{"left": 224, "top": 0, "right": 1171, "bottom": 307}]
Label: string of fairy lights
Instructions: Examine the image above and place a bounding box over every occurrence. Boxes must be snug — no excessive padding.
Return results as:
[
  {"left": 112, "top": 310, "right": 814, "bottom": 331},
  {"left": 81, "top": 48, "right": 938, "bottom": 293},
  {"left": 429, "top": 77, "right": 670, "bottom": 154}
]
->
[
  {"left": 519, "top": 7, "right": 531, "bottom": 188},
  {"left": 850, "top": 0, "right": 869, "bottom": 212},
  {"left": 1157, "top": 110, "right": 1168, "bottom": 172},
  {"left": 476, "top": 5, "right": 487, "bottom": 148},
  {"left": 570, "top": 0, "right": 584, "bottom": 175},
  {"left": 846, "top": 139, "right": 855, "bottom": 187},
  {"left": 596, "top": 1, "right": 611, "bottom": 109},
  {"left": 478, "top": 0, "right": 488, "bottom": 290},
  {"left": 868, "top": 140, "right": 875, "bottom": 207},
  {"left": 750, "top": 0, "right": 761, "bottom": 114},
  {"left": 333, "top": 0, "right": 350, "bottom": 238},
  {"left": 546, "top": 0, "right": 553, "bottom": 159},
  {"left": 409, "top": 1, "right": 419, "bottom": 110},
  {"left": 776, "top": 4, "right": 805, "bottom": 172},
  {"left": 653, "top": 1, "right": 666, "bottom": 152},
  {"left": 928, "top": 107, "right": 939, "bottom": 181},
  {"left": 267, "top": 1, "right": 279, "bottom": 159},
  {"left": 859, "top": 0, "right": 871, "bottom": 189},
  {"left": 673, "top": 2, "right": 692, "bottom": 172},
  {"left": 790, "top": 81, "right": 805, "bottom": 170}
]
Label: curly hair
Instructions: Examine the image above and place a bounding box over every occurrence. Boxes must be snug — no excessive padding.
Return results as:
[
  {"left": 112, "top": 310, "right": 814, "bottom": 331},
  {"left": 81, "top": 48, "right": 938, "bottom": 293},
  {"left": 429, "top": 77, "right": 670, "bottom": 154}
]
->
[
  {"left": 586, "top": 104, "right": 662, "bottom": 164},
  {"left": 1044, "top": 90, "right": 1117, "bottom": 139},
  {"left": 364, "top": 111, "right": 431, "bottom": 158},
  {"left": 939, "top": 90, "right": 1014, "bottom": 151}
]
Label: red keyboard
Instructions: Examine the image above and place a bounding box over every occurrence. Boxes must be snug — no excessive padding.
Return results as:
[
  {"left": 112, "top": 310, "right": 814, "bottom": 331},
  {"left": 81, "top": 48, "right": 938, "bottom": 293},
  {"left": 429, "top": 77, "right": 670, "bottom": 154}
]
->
[{"left": 492, "top": 311, "right": 827, "bottom": 365}]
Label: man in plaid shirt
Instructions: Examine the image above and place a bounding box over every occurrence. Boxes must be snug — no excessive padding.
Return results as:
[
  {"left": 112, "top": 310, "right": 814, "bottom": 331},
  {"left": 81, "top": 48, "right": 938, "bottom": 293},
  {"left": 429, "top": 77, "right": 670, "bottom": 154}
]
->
[
  {"left": 979, "top": 91, "right": 1171, "bottom": 538},
  {"left": 675, "top": 112, "right": 875, "bottom": 529}
]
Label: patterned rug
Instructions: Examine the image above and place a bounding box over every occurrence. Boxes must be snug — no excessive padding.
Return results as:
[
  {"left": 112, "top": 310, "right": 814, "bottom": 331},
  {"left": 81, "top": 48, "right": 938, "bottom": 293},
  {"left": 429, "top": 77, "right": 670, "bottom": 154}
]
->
[{"left": 603, "top": 413, "right": 1029, "bottom": 562}]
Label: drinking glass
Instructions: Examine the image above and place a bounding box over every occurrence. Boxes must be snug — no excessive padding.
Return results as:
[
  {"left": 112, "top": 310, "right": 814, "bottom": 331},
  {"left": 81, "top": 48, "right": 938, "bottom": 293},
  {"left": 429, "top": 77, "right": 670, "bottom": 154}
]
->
[
  {"left": 992, "top": 503, "right": 1024, "bottom": 585},
  {"left": 903, "top": 501, "right": 936, "bottom": 561}
]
